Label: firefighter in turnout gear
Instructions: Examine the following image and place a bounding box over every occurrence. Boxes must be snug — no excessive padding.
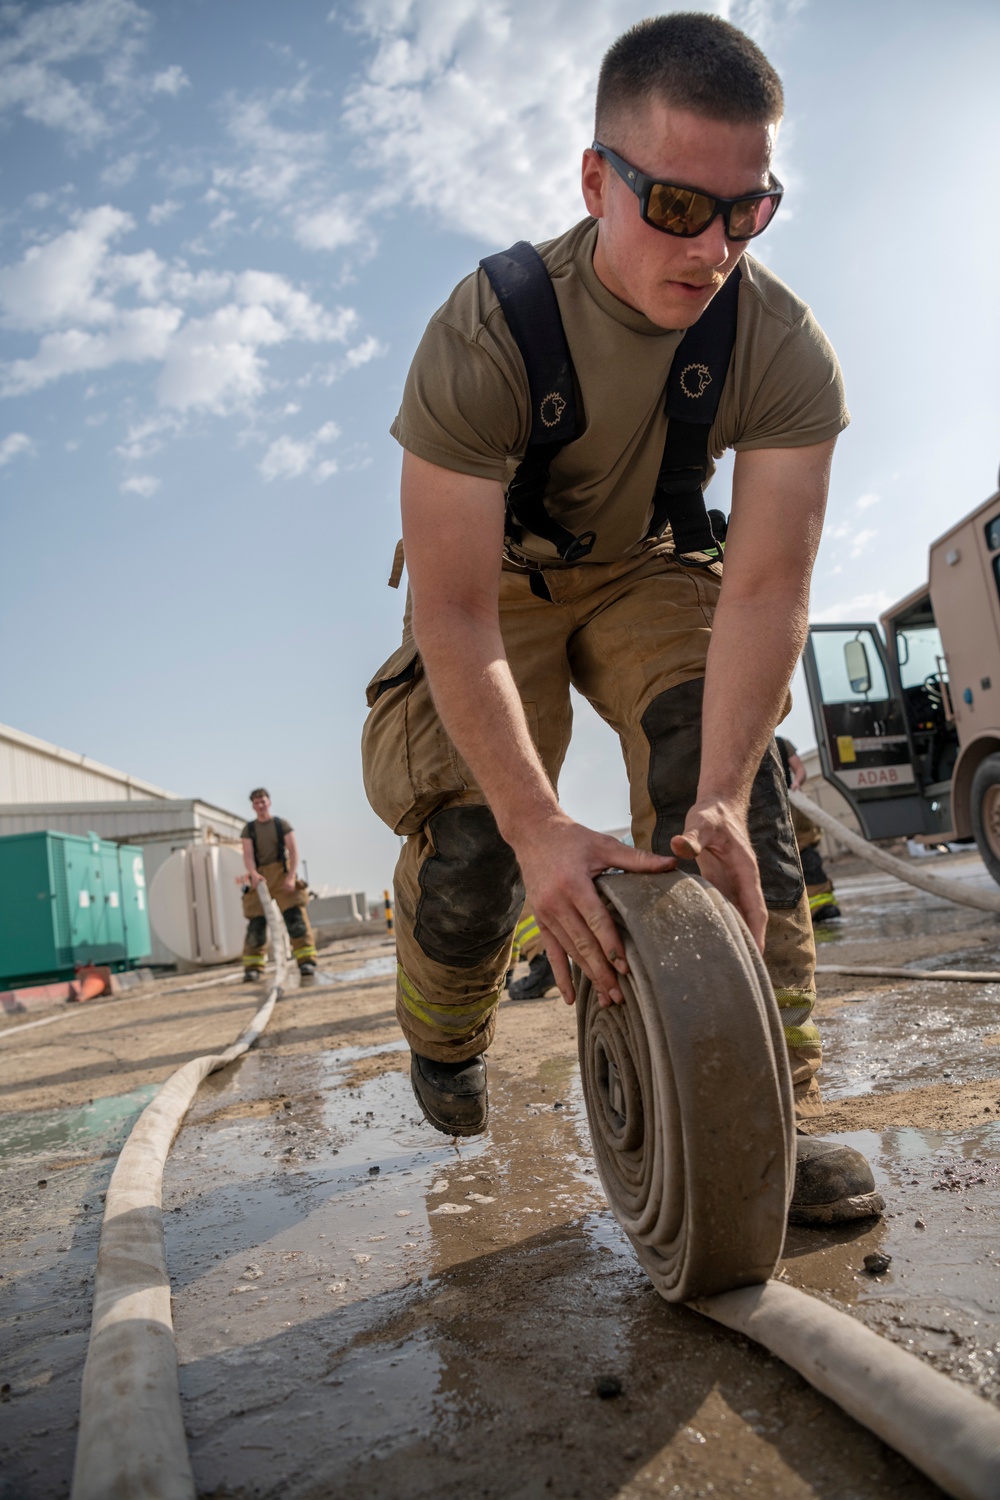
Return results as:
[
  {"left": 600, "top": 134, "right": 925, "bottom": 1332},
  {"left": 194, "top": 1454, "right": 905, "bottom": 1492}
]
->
[
  {"left": 362, "top": 14, "right": 883, "bottom": 1226},
  {"left": 240, "top": 788, "right": 318, "bottom": 979},
  {"left": 776, "top": 738, "right": 842, "bottom": 923}
]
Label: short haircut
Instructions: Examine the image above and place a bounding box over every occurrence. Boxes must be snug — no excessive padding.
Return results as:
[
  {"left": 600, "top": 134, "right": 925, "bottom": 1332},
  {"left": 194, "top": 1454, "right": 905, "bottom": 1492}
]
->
[
  {"left": 595, "top": 13, "right": 784, "bottom": 140},
  {"left": 248, "top": 787, "right": 270, "bottom": 801}
]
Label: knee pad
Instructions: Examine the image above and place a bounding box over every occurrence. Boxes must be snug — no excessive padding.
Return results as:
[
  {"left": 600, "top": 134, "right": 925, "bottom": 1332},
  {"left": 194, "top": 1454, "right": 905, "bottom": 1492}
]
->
[
  {"left": 245, "top": 916, "right": 268, "bottom": 947},
  {"left": 414, "top": 805, "right": 525, "bottom": 967},
  {"left": 284, "top": 907, "right": 308, "bottom": 941},
  {"left": 641, "top": 678, "right": 704, "bottom": 859},
  {"left": 642, "top": 679, "right": 803, "bottom": 907}
]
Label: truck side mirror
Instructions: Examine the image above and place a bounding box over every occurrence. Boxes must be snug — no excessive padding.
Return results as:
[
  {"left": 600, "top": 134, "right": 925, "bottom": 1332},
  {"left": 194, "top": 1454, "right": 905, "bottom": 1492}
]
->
[
  {"left": 897, "top": 634, "right": 909, "bottom": 668},
  {"left": 844, "top": 638, "right": 872, "bottom": 695}
]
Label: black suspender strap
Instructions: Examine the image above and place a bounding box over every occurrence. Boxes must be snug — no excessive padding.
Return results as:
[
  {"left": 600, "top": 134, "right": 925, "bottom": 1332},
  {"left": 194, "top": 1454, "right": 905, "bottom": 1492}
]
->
[
  {"left": 647, "top": 264, "right": 742, "bottom": 560},
  {"left": 479, "top": 242, "right": 595, "bottom": 563}
]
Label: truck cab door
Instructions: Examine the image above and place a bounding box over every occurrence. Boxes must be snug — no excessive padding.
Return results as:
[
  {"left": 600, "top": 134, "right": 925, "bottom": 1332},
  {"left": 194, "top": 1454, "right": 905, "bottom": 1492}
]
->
[{"left": 802, "top": 624, "right": 929, "bottom": 839}]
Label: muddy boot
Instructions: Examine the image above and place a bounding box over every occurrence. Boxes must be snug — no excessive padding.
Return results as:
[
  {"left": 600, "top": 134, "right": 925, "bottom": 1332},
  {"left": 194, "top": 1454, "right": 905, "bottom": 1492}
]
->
[
  {"left": 243, "top": 968, "right": 263, "bottom": 983},
  {"left": 411, "top": 1052, "right": 488, "bottom": 1137},
  {"left": 508, "top": 952, "right": 557, "bottom": 1001},
  {"left": 789, "top": 1134, "right": 884, "bottom": 1225},
  {"left": 298, "top": 960, "right": 317, "bottom": 978}
]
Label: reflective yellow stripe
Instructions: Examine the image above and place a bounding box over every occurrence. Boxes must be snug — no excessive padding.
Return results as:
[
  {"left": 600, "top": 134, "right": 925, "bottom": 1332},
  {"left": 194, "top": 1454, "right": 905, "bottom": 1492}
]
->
[
  {"left": 809, "top": 891, "right": 837, "bottom": 910},
  {"left": 514, "top": 915, "right": 540, "bottom": 944},
  {"left": 397, "top": 965, "right": 499, "bottom": 1032},
  {"left": 243, "top": 956, "right": 265, "bottom": 969},
  {"left": 293, "top": 944, "right": 317, "bottom": 960},
  {"left": 773, "top": 988, "right": 820, "bottom": 1046},
  {"left": 783, "top": 1023, "right": 822, "bottom": 1048}
]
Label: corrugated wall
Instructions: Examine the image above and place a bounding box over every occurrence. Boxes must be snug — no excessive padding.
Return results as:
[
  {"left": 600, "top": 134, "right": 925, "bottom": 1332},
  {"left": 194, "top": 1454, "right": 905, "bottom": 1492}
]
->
[{"left": 0, "top": 723, "right": 177, "bottom": 805}]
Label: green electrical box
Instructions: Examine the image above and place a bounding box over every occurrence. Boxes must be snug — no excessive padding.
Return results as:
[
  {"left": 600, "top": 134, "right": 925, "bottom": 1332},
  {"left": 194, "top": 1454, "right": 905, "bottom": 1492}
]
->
[{"left": 0, "top": 830, "right": 151, "bottom": 986}]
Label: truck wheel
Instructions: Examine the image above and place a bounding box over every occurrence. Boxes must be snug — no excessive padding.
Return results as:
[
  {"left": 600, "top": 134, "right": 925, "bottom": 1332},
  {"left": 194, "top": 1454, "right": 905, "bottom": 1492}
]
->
[{"left": 970, "top": 754, "right": 1000, "bottom": 886}]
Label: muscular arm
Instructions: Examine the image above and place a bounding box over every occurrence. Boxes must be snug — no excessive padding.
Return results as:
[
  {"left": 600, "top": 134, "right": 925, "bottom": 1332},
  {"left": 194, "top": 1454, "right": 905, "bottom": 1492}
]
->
[
  {"left": 401, "top": 450, "right": 672, "bottom": 1003},
  {"left": 284, "top": 830, "right": 300, "bottom": 891},
  {"left": 670, "top": 438, "right": 835, "bottom": 941}
]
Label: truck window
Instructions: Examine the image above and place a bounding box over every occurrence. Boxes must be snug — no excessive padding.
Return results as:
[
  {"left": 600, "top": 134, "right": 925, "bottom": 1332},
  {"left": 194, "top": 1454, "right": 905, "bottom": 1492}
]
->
[
  {"left": 897, "top": 625, "right": 947, "bottom": 691},
  {"left": 811, "top": 629, "right": 890, "bottom": 704}
]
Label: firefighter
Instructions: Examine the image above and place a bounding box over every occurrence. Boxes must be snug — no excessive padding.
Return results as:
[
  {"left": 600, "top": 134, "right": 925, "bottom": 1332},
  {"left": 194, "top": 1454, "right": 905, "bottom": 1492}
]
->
[
  {"left": 362, "top": 14, "right": 882, "bottom": 1225},
  {"left": 776, "top": 738, "right": 842, "bottom": 922},
  {"left": 240, "top": 788, "right": 317, "bottom": 979}
]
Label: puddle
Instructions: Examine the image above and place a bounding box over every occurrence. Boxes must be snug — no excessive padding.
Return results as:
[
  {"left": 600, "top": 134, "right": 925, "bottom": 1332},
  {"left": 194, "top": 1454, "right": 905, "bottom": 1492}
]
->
[
  {"left": 307, "top": 955, "right": 397, "bottom": 986},
  {"left": 814, "top": 860, "right": 1000, "bottom": 947},
  {"left": 0, "top": 1083, "right": 159, "bottom": 1165},
  {"left": 782, "top": 1122, "right": 1000, "bottom": 1400}
]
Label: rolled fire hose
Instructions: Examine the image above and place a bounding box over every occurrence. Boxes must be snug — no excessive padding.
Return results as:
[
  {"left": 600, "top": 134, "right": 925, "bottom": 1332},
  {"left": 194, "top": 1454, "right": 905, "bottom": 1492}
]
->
[
  {"left": 70, "top": 883, "right": 289, "bottom": 1500},
  {"left": 788, "top": 788, "right": 1000, "bottom": 916},
  {"left": 578, "top": 871, "right": 1000, "bottom": 1500}
]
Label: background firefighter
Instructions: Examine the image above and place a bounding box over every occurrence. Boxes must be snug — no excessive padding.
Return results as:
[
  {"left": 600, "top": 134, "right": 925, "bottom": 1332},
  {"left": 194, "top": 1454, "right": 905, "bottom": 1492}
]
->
[
  {"left": 240, "top": 787, "right": 318, "bottom": 979},
  {"left": 775, "top": 737, "right": 842, "bottom": 923}
]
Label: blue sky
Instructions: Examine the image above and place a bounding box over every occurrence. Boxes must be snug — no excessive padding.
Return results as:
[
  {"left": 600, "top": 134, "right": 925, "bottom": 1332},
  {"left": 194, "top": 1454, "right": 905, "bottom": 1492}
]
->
[{"left": 2, "top": 0, "right": 998, "bottom": 895}]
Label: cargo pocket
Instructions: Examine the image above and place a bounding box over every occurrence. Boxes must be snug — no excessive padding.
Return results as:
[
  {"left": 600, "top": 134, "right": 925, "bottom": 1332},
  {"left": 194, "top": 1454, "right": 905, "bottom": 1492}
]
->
[{"left": 361, "top": 640, "right": 467, "bottom": 836}]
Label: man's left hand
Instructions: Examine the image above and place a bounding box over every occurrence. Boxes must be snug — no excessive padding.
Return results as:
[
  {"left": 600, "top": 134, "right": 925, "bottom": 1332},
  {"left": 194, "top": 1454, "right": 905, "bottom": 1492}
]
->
[
  {"left": 670, "top": 797, "right": 767, "bottom": 952},
  {"left": 283, "top": 873, "right": 296, "bottom": 893}
]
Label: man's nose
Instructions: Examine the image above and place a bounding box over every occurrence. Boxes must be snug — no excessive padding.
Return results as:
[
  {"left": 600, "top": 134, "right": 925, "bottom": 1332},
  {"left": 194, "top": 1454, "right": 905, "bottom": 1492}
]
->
[{"left": 686, "top": 214, "right": 732, "bottom": 267}]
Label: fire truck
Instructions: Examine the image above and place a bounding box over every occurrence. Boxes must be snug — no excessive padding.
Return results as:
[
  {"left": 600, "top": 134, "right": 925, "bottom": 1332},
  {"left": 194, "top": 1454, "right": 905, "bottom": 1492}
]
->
[{"left": 803, "top": 478, "right": 1000, "bottom": 884}]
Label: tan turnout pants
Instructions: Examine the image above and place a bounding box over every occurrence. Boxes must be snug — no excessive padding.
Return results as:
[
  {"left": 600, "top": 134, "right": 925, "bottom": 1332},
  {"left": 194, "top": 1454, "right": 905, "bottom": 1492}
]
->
[
  {"left": 242, "top": 862, "right": 317, "bottom": 971},
  {"left": 362, "top": 547, "right": 822, "bottom": 1116}
]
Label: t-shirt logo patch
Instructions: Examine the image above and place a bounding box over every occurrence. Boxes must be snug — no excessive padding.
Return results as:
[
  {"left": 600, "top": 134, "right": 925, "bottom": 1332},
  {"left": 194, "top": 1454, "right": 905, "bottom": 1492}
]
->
[
  {"left": 539, "top": 391, "right": 567, "bottom": 427},
  {"left": 679, "top": 363, "right": 712, "bottom": 399}
]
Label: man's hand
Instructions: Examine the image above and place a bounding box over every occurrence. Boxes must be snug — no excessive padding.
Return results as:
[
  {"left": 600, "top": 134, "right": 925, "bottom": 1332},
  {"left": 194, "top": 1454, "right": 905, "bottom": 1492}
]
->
[
  {"left": 249, "top": 869, "right": 264, "bottom": 887},
  {"left": 516, "top": 813, "right": 675, "bottom": 1008},
  {"left": 282, "top": 872, "right": 296, "bottom": 893},
  {"left": 669, "top": 797, "right": 767, "bottom": 951}
]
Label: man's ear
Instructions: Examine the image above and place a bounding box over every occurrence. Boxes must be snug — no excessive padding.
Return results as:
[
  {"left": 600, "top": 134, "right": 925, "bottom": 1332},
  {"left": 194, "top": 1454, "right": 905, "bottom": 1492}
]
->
[{"left": 581, "top": 148, "right": 608, "bottom": 219}]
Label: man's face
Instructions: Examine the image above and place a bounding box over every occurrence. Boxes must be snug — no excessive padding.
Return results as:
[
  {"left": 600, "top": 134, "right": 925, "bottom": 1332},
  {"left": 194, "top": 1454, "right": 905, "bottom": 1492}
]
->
[
  {"left": 251, "top": 794, "right": 271, "bottom": 820},
  {"left": 582, "top": 100, "right": 778, "bottom": 330}
]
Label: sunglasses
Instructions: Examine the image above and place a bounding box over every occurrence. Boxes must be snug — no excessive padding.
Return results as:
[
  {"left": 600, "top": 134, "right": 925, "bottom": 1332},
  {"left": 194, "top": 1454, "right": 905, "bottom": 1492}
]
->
[{"left": 592, "top": 141, "right": 783, "bottom": 242}]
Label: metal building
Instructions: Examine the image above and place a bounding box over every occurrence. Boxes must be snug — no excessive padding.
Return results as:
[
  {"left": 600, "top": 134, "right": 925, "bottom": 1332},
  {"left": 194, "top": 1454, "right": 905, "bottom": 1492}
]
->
[{"left": 0, "top": 722, "right": 246, "bottom": 967}]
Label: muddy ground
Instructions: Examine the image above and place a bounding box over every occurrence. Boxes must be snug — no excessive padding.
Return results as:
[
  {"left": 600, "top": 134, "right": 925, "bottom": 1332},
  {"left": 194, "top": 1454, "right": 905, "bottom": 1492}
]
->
[{"left": 3, "top": 852, "right": 1000, "bottom": 1498}]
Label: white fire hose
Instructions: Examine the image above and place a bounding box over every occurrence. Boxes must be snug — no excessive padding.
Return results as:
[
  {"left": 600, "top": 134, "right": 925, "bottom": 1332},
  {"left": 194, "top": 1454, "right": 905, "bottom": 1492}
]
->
[
  {"left": 789, "top": 788, "right": 1000, "bottom": 916},
  {"left": 579, "top": 872, "right": 1000, "bottom": 1500},
  {"left": 70, "top": 883, "right": 288, "bottom": 1500}
]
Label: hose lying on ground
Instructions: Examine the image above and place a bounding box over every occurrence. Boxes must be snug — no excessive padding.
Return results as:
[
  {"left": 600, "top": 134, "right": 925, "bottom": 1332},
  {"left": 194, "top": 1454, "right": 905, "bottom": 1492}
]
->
[
  {"left": 817, "top": 962, "right": 1000, "bottom": 983},
  {"left": 70, "top": 884, "right": 288, "bottom": 1500},
  {"left": 579, "top": 871, "right": 1000, "bottom": 1500},
  {"left": 789, "top": 788, "right": 1000, "bottom": 915}
]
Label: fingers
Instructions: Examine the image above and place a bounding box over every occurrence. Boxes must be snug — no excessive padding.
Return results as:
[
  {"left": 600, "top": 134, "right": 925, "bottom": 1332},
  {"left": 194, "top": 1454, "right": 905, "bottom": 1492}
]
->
[
  {"left": 670, "top": 830, "right": 702, "bottom": 861},
  {"left": 537, "top": 897, "right": 626, "bottom": 1005}
]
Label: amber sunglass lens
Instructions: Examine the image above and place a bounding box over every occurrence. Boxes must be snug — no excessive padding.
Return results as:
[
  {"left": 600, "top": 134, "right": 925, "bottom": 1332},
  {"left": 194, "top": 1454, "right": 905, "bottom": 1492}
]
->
[
  {"left": 647, "top": 183, "right": 714, "bottom": 236},
  {"left": 729, "top": 194, "right": 778, "bottom": 240}
]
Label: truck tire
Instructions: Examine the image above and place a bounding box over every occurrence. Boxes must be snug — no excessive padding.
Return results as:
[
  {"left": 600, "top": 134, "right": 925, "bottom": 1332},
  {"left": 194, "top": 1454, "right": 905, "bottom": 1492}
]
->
[{"left": 970, "top": 753, "right": 1000, "bottom": 886}]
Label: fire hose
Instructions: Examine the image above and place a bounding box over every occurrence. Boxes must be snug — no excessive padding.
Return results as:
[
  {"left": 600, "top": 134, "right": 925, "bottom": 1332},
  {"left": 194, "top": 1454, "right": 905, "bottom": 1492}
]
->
[
  {"left": 70, "top": 883, "right": 288, "bottom": 1500},
  {"left": 578, "top": 871, "right": 1000, "bottom": 1500}
]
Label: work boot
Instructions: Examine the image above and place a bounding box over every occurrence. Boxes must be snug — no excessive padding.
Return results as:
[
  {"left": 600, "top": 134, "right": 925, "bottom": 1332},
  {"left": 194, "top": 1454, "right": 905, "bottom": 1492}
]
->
[
  {"left": 411, "top": 1052, "right": 488, "bottom": 1137},
  {"left": 508, "top": 952, "right": 557, "bottom": 1001},
  {"left": 812, "top": 901, "right": 842, "bottom": 924},
  {"left": 243, "top": 968, "right": 262, "bottom": 983},
  {"left": 789, "top": 1134, "right": 884, "bottom": 1226},
  {"left": 298, "top": 960, "right": 317, "bottom": 978}
]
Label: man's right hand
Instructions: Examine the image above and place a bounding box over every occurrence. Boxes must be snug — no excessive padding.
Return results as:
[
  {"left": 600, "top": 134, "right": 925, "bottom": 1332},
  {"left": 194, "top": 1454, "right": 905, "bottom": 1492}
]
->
[
  {"left": 514, "top": 813, "right": 675, "bottom": 1008},
  {"left": 249, "top": 870, "right": 263, "bottom": 887}
]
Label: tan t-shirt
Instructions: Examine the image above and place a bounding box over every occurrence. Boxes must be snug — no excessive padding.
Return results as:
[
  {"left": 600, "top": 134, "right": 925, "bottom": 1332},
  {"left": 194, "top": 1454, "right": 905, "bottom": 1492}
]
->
[{"left": 390, "top": 218, "right": 849, "bottom": 565}]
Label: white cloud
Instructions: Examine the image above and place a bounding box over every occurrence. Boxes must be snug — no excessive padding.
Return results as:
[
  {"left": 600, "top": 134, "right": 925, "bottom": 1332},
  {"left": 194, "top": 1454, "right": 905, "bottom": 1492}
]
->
[
  {"left": 214, "top": 87, "right": 327, "bottom": 206},
  {"left": 100, "top": 150, "right": 141, "bottom": 187},
  {"left": 258, "top": 419, "right": 340, "bottom": 481},
  {"left": 120, "top": 472, "right": 159, "bottom": 496},
  {"left": 0, "top": 207, "right": 364, "bottom": 409},
  {"left": 812, "top": 590, "right": 893, "bottom": 623},
  {"left": 148, "top": 199, "right": 181, "bottom": 225},
  {"left": 294, "top": 198, "right": 364, "bottom": 252},
  {"left": 344, "top": 334, "right": 386, "bottom": 369},
  {"left": 340, "top": 0, "right": 803, "bottom": 243},
  {"left": 0, "top": 431, "right": 34, "bottom": 465},
  {"left": 850, "top": 527, "right": 878, "bottom": 558},
  {"left": 0, "top": 0, "right": 152, "bottom": 145},
  {"left": 152, "top": 64, "right": 189, "bottom": 95},
  {"left": 855, "top": 491, "right": 880, "bottom": 511}
]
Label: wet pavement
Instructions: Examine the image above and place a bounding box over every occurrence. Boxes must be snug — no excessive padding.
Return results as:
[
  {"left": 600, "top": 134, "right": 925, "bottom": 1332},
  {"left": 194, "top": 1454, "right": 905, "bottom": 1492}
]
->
[{"left": 2, "top": 855, "right": 1000, "bottom": 1496}]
